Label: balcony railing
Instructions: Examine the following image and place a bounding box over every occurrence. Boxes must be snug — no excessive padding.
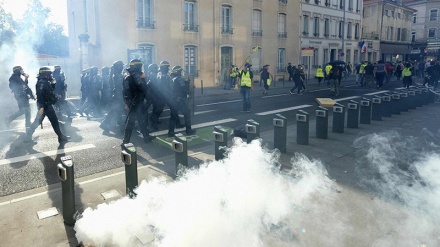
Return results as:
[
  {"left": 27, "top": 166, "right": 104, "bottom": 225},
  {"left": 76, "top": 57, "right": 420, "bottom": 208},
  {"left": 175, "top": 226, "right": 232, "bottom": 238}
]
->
[
  {"left": 302, "top": 31, "right": 309, "bottom": 36},
  {"left": 221, "top": 27, "right": 234, "bottom": 34},
  {"left": 252, "top": 30, "right": 263, "bottom": 36},
  {"left": 183, "top": 24, "right": 199, "bottom": 32},
  {"left": 313, "top": 33, "right": 319, "bottom": 37},
  {"left": 137, "top": 19, "right": 156, "bottom": 29},
  {"left": 324, "top": 33, "right": 329, "bottom": 37},
  {"left": 347, "top": 35, "right": 352, "bottom": 39},
  {"left": 278, "top": 32, "right": 287, "bottom": 38}
]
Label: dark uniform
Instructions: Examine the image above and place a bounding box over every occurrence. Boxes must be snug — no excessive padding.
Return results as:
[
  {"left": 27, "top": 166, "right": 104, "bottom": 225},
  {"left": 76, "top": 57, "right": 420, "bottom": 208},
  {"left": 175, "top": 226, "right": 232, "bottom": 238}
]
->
[
  {"left": 7, "top": 66, "right": 35, "bottom": 128},
  {"left": 79, "top": 67, "right": 102, "bottom": 117},
  {"left": 53, "top": 65, "right": 75, "bottom": 118},
  {"left": 25, "top": 67, "right": 70, "bottom": 143},
  {"left": 168, "top": 66, "right": 196, "bottom": 137},
  {"left": 101, "top": 66, "right": 111, "bottom": 110},
  {"left": 149, "top": 61, "right": 170, "bottom": 130},
  {"left": 100, "top": 61, "right": 125, "bottom": 131},
  {"left": 122, "top": 59, "right": 156, "bottom": 144}
]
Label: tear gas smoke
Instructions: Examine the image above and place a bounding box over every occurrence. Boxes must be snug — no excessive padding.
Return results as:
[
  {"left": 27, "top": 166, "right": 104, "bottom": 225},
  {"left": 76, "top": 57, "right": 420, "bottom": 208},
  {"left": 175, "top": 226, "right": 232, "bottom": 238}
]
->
[{"left": 75, "top": 139, "right": 339, "bottom": 247}]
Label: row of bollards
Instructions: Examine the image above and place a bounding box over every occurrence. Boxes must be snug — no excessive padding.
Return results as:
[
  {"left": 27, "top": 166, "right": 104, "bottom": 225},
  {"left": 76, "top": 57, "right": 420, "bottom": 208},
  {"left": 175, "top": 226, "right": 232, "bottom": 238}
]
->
[{"left": 55, "top": 87, "right": 436, "bottom": 226}]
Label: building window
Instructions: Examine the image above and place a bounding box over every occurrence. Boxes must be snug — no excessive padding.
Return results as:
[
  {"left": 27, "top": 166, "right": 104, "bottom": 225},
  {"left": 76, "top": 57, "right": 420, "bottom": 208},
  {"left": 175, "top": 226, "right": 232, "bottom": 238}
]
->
[
  {"left": 221, "top": 5, "right": 233, "bottom": 34},
  {"left": 136, "top": 44, "right": 155, "bottom": 65},
  {"left": 428, "top": 28, "right": 436, "bottom": 38},
  {"left": 411, "top": 31, "right": 416, "bottom": 42},
  {"left": 313, "top": 49, "right": 318, "bottom": 66},
  {"left": 315, "top": 0, "right": 320, "bottom": 5},
  {"left": 339, "top": 0, "right": 344, "bottom": 9},
  {"left": 347, "top": 22, "right": 352, "bottom": 38},
  {"left": 401, "top": 28, "right": 407, "bottom": 41},
  {"left": 279, "top": 0, "right": 287, "bottom": 4},
  {"left": 137, "top": 0, "right": 155, "bottom": 28},
  {"left": 251, "top": 47, "right": 262, "bottom": 72},
  {"left": 430, "top": 9, "right": 438, "bottom": 21},
  {"left": 325, "top": 0, "right": 330, "bottom": 6},
  {"left": 397, "top": 28, "right": 401, "bottom": 41},
  {"left": 252, "top": 9, "right": 262, "bottom": 36},
  {"left": 348, "top": 0, "right": 353, "bottom": 10},
  {"left": 323, "top": 49, "right": 328, "bottom": 64},
  {"left": 397, "top": 13, "right": 401, "bottom": 19},
  {"left": 413, "top": 13, "right": 417, "bottom": 23},
  {"left": 354, "top": 23, "right": 359, "bottom": 39},
  {"left": 338, "top": 21, "right": 343, "bottom": 38},
  {"left": 324, "top": 18, "right": 329, "bottom": 37},
  {"left": 278, "top": 13, "right": 287, "bottom": 38},
  {"left": 302, "top": 15, "right": 309, "bottom": 36},
  {"left": 184, "top": 1, "right": 198, "bottom": 32},
  {"left": 313, "top": 17, "right": 319, "bottom": 37},
  {"left": 356, "top": 0, "right": 360, "bottom": 12},
  {"left": 184, "top": 45, "right": 197, "bottom": 76},
  {"left": 278, "top": 48, "right": 286, "bottom": 72},
  {"left": 387, "top": 26, "right": 394, "bottom": 40}
]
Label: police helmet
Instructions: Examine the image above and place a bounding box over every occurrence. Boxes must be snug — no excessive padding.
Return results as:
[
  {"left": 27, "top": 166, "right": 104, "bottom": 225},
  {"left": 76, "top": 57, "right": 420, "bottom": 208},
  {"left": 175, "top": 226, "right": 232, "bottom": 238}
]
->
[
  {"left": 90, "top": 66, "right": 99, "bottom": 75},
  {"left": 54, "top": 65, "right": 61, "bottom": 71},
  {"left": 171, "top": 65, "right": 183, "bottom": 74},
  {"left": 102, "top": 66, "right": 110, "bottom": 74},
  {"left": 13, "top": 66, "right": 23, "bottom": 74},
  {"left": 129, "top": 59, "right": 143, "bottom": 71},
  {"left": 38, "top": 67, "right": 52, "bottom": 77},
  {"left": 245, "top": 62, "right": 252, "bottom": 68},
  {"left": 148, "top": 63, "right": 158, "bottom": 73},
  {"left": 113, "top": 60, "right": 124, "bottom": 67},
  {"left": 159, "top": 60, "right": 170, "bottom": 67}
]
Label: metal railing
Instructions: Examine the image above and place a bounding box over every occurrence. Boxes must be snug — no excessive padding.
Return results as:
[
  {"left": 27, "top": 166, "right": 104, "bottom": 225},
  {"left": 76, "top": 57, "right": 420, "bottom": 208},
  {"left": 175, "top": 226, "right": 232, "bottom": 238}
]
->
[
  {"left": 137, "top": 20, "right": 156, "bottom": 29},
  {"left": 278, "top": 32, "right": 287, "bottom": 38},
  {"left": 252, "top": 30, "right": 263, "bottom": 36},
  {"left": 221, "top": 27, "right": 234, "bottom": 34},
  {"left": 183, "top": 24, "right": 199, "bottom": 32}
]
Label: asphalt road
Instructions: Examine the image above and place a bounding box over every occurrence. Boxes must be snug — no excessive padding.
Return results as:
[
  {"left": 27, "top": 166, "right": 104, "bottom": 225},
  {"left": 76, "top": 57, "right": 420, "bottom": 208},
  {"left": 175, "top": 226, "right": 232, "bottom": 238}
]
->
[{"left": 0, "top": 76, "right": 413, "bottom": 197}]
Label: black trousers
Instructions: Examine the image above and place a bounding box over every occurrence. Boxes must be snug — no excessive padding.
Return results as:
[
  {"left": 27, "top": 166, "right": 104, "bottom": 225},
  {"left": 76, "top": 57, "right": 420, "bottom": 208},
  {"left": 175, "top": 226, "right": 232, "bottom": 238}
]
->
[
  {"left": 27, "top": 105, "right": 62, "bottom": 138},
  {"left": 168, "top": 99, "right": 191, "bottom": 133},
  {"left": 123, "top": 102, "right": 149, "bottom": 144}
]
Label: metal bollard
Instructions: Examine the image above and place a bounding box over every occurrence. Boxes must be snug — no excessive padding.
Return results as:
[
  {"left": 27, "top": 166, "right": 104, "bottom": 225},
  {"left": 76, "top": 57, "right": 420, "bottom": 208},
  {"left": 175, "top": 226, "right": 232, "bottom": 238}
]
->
[
  {"left": 399, "top": 91, "right": 409, "bottom": 112},
  {"left": 414, "top": 89, "right": 423, "bottom": 107},
  {"left": 421, "top": 88, "right": 429, "bottom": 105},
  {"left": 391, "top": 93, "right": 401, "bottom": 115},
  {"left": 273, "top": 114, "right": 287, "bottom": 153},
  {"left": 172, "top": 135, "right": 188, "bottom": 176},
  {"left": 371, "top": 97, "right": 382, "bottom": 121},
  {"left": 57, "top": 155, "right": 76, "bottom": 226},
  {"left": 213, "top": 126, "right": 228, "bottom": 161},
  {"left": 296, "top": 110, "right": 309, "bottom": 145},
  {"left": 315, "top": 106, "right": 329, "bottom": 139},
  {"left": 332, "top": 103, "right": 345, "bottom": 133},
  {"left": 346, "top": 100, "right": 359, "bottom": 129},
  {"left": 359, "top": 98, "right": 372, "bottom": 124},
  {"left": 246, "top": 119, "right": 260, "bottom": 144},
  {"left": 121, "top": 143, "right": 138, "bottom": 198},
  {"left": 381, "top": 94, "right": 392, "bottom": 117},
  {"left": 407, "top": 90, "right": 416, "bottom": 109}
]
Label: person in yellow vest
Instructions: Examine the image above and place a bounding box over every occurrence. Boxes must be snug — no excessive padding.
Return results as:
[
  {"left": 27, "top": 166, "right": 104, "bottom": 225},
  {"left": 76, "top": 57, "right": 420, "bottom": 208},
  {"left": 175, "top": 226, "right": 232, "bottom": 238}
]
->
[
  {"left": 359, "top": 61, "right": 368, "bottom": 87},
  {"left": 402, "top": 63, "right": 412, "bottom": 89},
  {"left": 238, "top": 63, "right": 253, "bottom": 112},
  {"left": 229, "top": 65, "right": 238, "bottom": 89},
  {"left": 325, "top": 63, "right": 332, "bottom": 86},
  {"left": 315, "top": 65, "right": 324, "bottom": 86}
]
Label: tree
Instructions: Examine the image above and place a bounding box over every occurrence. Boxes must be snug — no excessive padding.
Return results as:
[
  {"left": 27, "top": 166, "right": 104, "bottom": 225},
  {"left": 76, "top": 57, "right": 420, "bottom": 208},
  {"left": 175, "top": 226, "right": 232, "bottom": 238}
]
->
[{"left": 38, "top": 23, "right": 69, "bottom": 57}]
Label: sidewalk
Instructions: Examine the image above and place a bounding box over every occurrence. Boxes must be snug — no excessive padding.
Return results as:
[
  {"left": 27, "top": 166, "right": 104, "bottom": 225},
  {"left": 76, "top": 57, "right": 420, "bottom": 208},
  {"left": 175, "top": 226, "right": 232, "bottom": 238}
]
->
[{"left": 0, "top": 82, "right": 439, "bottom": 246}]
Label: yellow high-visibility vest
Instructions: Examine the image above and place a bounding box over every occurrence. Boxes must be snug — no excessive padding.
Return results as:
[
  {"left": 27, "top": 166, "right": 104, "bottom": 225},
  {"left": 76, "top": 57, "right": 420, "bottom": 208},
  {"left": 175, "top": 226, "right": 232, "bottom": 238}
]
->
[
  {"left": 316, "top": 68, "right": 324, "bottom": 78},
  {"left": 325, "top": 65, "right": 332, "bottom": 74},
  {"left": 402, "top": 68, "right": 412, "bottom": 77},
  {"left": 240, "top": 71, "right": 252, "bottom": 87}
]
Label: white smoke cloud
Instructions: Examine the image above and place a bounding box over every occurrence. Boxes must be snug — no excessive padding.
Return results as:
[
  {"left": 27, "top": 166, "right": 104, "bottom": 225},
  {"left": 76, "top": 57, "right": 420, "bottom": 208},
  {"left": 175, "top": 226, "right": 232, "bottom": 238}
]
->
[{"left": 75, "top": 139, "right": 339, "bottom": 247}]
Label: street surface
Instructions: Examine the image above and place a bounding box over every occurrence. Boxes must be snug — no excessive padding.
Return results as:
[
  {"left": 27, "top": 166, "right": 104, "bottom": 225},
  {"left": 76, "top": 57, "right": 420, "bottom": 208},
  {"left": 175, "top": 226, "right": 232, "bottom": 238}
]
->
[{"left": 0, "top": 76, "right": 421, "bottom": 196}]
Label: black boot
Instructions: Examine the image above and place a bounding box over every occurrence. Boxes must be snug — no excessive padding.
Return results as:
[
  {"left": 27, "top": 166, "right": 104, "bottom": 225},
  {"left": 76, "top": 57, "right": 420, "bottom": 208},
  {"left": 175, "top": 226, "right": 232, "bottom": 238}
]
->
[{"left": 58, "top": 134, "right": 70, "bottom": 143}]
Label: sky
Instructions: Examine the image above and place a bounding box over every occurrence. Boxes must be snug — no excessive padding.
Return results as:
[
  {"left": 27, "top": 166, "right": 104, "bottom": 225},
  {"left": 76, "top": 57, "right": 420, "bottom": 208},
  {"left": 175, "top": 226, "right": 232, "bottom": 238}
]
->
[{"left": 2, "top": 0, "right": 68, "bottom": 34}]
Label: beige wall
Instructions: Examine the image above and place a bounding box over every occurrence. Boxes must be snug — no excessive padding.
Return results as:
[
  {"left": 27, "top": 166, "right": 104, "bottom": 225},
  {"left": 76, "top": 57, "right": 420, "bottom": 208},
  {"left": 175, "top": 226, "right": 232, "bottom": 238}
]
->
[{"left": 66, "top": 0, "right": 300, "bottom": 94}]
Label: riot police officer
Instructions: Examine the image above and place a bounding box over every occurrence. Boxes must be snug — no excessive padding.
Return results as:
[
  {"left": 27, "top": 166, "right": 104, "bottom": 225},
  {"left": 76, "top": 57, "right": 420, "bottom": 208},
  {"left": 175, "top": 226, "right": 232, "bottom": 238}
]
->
[
  {"left": 149, "top": 60, "right": 170, "bottom": 130},
  {"left": 101, "top": 66, "right": 111, "bottom": 111},
  {"left": 79, "top": 66, "right": 102, "bottom": 117},
  {"left": 6, "top": 66, "right": 35, "bottom": 128},
  {"left": 168, "top": 66, "right": 196, "bottom": 137},
  {"left": 122, "top": 59, "right": 156, "bottom": 144},
  {"left": 25, "top": 67, "right": 70, "bottom": 143},
  {"left": 100, "top": 61, "right": 125, "bottom": 131},
  {"left": 53, "top": 65, "right": 75, "bottom": 118}
]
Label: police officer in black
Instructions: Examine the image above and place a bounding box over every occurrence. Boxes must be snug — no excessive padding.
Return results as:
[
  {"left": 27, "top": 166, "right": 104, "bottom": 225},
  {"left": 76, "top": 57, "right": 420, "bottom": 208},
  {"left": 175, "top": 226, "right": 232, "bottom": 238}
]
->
[
  {"left": 149, "top": 61, "right": 170, "bottom": 130},
  {"left": 168, "top": 66, "right": 196, "bottom": 137},
  {"left": 53, "top": 65, "right": 75, "bottom": 118},
  {"left": 100, "top": 61, "right": 125, "bottom": 131},
  {"left": 79, "top": 66, "right": 102, "bottom": 117},
  {"left": 25, "top": 67, "right": 70, "bottom": 143},
  {"left": 6, "top": 66, "right": 35, "bottom": 128},
  {"left": 122, "top": 59, "right": 156, "bottom": 144}
]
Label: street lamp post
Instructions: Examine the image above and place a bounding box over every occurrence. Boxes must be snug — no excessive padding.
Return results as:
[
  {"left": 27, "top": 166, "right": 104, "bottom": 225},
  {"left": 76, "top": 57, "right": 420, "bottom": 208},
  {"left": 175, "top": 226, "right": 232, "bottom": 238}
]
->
[{"left": 341, "top": 1, "right": 346, "bottom": 61}]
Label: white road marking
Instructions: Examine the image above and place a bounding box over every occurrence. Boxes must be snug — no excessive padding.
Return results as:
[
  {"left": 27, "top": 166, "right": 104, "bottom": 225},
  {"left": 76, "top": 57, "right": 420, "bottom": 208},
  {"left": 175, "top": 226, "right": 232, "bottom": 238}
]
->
[
  {"left": 308, "top": 88, "right": 331, "bottom": 92},
  {"left": 0, "top": 144, "right": 96, "bottom": 166},
  {"left": 151, "top": 118, "right": 237, "bottom": 136},
  {"left": 263, "top": 93, "right": 290, "bottom": 98},
  {"left": 256, "top": 105, "right": 313, "bottom": 116},
  {"left": 197, "top": 99, "right": 241, "bottom": 107},
  {"left": 364, "top": 90, "right": 389, "bottom": 96},
  {"left": 335, "top": 96, "right": 360, "bottom": 102}
]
